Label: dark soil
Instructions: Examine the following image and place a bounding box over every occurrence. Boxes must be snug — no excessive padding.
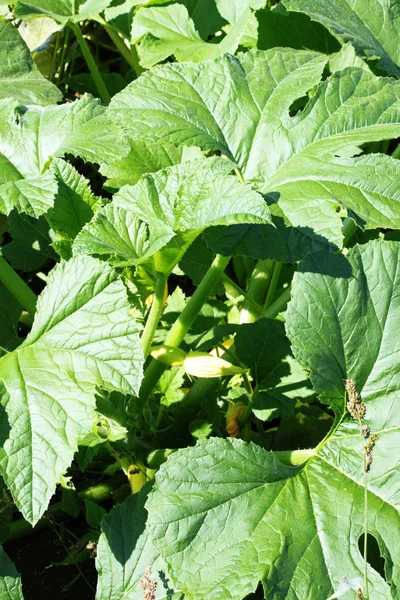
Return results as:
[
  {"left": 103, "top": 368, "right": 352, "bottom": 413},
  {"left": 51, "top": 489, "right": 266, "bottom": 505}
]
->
[{"left": 5, "top": 517, "right": 96, "bottom": 600}]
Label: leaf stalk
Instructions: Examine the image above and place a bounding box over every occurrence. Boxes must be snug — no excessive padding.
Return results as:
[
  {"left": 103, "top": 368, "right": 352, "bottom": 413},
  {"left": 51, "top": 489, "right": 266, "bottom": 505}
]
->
[
  {"left": 0, "top": 256, "right": 37, "bottom": 316},
  {"left": 137, "top": 254, "right": 231, "bottom": 408},
  {"left": 68, "top": 22, "right": 111, "bottom": 104},
  {"left": 141, "top": 275, "right": 168, "bottom": 357}
]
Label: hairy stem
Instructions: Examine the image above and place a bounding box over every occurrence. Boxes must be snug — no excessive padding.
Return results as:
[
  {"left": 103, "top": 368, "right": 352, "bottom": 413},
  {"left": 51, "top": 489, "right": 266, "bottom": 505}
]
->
[
  {"left": 0, "top": 257, "right": 37, "bottom": 316},
  {"left": 68, "top": 22, "right": 111, "bottom": 104},
  {"left": 102, "top": 23, "right": 136, "bottom": 69},
  {"left": 141, "top": 275, "right": 168, "bottom": 357},
  {"left": 130, "top": 43, "right": 143, "bottom": 77},
  {"left": 221, "top": 273, "right": 263, "bottom": 312},
  {"left": 262, "top": 285, "right": 291, "bottom": 319},
  {"left": 240, "top": 259, "right": 274, "bottom": 323},
  {"left": 263, "top": 261, "right": 282, "bottom": 311},
  {"left": 137, "top": 254, "right": 231, "bottom": 408}
]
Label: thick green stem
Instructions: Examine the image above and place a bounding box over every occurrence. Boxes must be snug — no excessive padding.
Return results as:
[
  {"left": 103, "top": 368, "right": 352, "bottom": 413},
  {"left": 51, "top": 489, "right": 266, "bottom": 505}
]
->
[
  {"left": 141, "top": 275, "right": 167, "bottom": 357},
  {"left": 68, "top": 22, "right": 111, "bottom": 104},
  {"left": 102, "top": 23, "right": 136, "bottom": 69},
  {"left": 262, "top": 285, "right": 291, "bottom": 319},
  {"left": 240, "top": 259, "right": 274, "bottom": 323},
  {"left": 0, "top": 257, "right": 37, "bottom": 316},
  {"left": 273, "top": 448, "right": 315, "bottom": 465},
  {"left": 263, "top": 262, "right": 282, "bottom": 311},
  {"left": 57, "top": 26, "right": 70, "bottom": 82},
  {"left": 137, "top": 254, "right": 231, "bottom": 408},
  {"left": 7, "top": 474, "right": 125, "bottom": 541},
  {"left": 130, "top": 43, "right": 143, "bottom": 77},
  {"left": 221, "top": 273, "right": 263, "bottom": 312}
]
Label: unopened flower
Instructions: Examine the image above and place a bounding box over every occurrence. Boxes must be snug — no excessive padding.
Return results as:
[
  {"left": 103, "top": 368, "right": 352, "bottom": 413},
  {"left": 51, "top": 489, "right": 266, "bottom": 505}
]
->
[
  {"left": 226, "top": 402, "right": 246, "bottom": 437},
  {"left": 184, "top": 351, "right": 246, "bottom": 378},
  {"left": 150, "top": 344, "right": 186, "bottom": 366}
]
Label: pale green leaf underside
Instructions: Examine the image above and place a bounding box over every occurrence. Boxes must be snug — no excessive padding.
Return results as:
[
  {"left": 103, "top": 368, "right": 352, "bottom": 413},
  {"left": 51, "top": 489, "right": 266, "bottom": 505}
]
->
[
  {"left": 96, "top": 487, "right": 184, "bottom": 600},
  {"left": 131, "top": 0, "right": 257, "bottom": 68},
  {"left": 14, "top": 0, "right": 113, "bottom": 23},
  {"left": 0, "top": 256, "right": 143, "bottom": 525},
  {"left": 109, "top": 48, "right": 400, "bottom": 247},
  {"left": 0, "top": 20, "right": 61, "bottom": 107},
  {"left": 0, "top": 95, "right": 126, "bottom": 217},
  {"left": 283, "top": 0, "right": 400, "bottom": 77},
  {"left": 0, "top": 547, "right": 24, "bottom": 600},
  {"left": 148, "top": 434, "right": 399, "bottom": 600},
  {"left": 73, "top": 157, "right": 271, "bottom": 271}
]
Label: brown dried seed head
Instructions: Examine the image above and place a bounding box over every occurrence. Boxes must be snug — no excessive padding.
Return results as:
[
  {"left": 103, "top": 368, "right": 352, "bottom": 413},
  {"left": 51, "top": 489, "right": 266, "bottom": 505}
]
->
[
  {"left": 365, "top": 433, "right": 378, "bottom": 454},
  {"left": 362, "top": 425, "right": 370, "bottom": 438},
  {"left": 366, "top": 453, "right": 373, "bottom": 472},
  {"left": 345, "top": 378, "right": 360, "bottom": 403}
]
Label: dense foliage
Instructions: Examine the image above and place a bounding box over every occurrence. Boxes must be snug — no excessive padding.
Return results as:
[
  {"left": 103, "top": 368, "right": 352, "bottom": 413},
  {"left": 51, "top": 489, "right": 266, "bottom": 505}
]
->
[{"left": 0, "top": 1, "right": 399, "bottom": 599}]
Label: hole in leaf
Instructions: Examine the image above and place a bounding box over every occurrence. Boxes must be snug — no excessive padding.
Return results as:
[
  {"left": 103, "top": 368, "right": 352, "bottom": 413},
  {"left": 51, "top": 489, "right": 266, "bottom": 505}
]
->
[
  {"left": 358, "top": 533, "right": 386, "bottom": 578},
  {"left": 288, "top": 95, "right": 309, "bottom": 117}
]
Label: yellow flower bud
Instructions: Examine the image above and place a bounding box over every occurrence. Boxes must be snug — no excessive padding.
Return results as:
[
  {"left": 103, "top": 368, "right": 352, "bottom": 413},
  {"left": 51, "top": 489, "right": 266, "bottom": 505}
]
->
[
  {"left": 128, "top": 463, "right": 147, "bottom": 494},
  {"left": 209, "top": 337, "right": 235, "bottom": 357},
  {"left": 226, "top": 402, "right": 247, "bottom": 437},
  {"left": 150, "top": 344, "right": 186, "bottom": 366},
  {"left": 183, "top": 351, "right": 246, "bottom": 378}
]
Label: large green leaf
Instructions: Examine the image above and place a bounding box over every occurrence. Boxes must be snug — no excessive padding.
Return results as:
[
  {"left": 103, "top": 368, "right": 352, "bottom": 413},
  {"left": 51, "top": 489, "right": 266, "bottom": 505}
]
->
[
  {"left": 0, "top": 95, "right": 126, "bottom": 218},
  {"left": 14, "top": 0, "right": 114, "bottom": 23},
  {"left": 109, "top": 49, "right": 400, "bottom": 250},
  {"left": 0, "top": 20, "right": 61, "bottom": 107},
  {"left": 131, "top": 0, "right": 261, "bottom": 68},
  {"left": 146, "top": 239, "right": 400, "bottom": 599},
  {"left": 96, "top": 485, "right": 184, "bottom": 600},
  {"left": 0, "top": 256, "right": 143, "bottom": 524},
  {"left": 283, "top": 0, "right": 400, "bottom": 77},
  {"left": 73, "top": 157, "right": 271, "bottom": 273},
  {"left": 286, "top": 239, "right": 400, "bottom": 412},
  {"left": 0, "top": 548, "right": 24, "bottom": 600}
]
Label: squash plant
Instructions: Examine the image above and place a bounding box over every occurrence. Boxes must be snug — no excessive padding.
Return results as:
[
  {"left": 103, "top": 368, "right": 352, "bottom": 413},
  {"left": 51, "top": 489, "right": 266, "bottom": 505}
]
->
[{"left": 0, "top": 1, "right": 399, "bottom": 599}]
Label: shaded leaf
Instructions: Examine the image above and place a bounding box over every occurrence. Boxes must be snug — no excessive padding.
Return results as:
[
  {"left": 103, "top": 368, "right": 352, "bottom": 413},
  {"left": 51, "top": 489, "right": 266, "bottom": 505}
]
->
[
  {"left": 2, "top": 211, "right": 57, "bottom": 271},
  {"left": 283, "top": 0, "right": 400, "bottom": 76},
  {"left": 286, "top": 239, "right": 400, "bottom": 412},
  {"left": 256, "top": 4, "right": 339, "bottom": 53},
  {"left": 0, "top": 287, "right": 22, "bottom": 357}
]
